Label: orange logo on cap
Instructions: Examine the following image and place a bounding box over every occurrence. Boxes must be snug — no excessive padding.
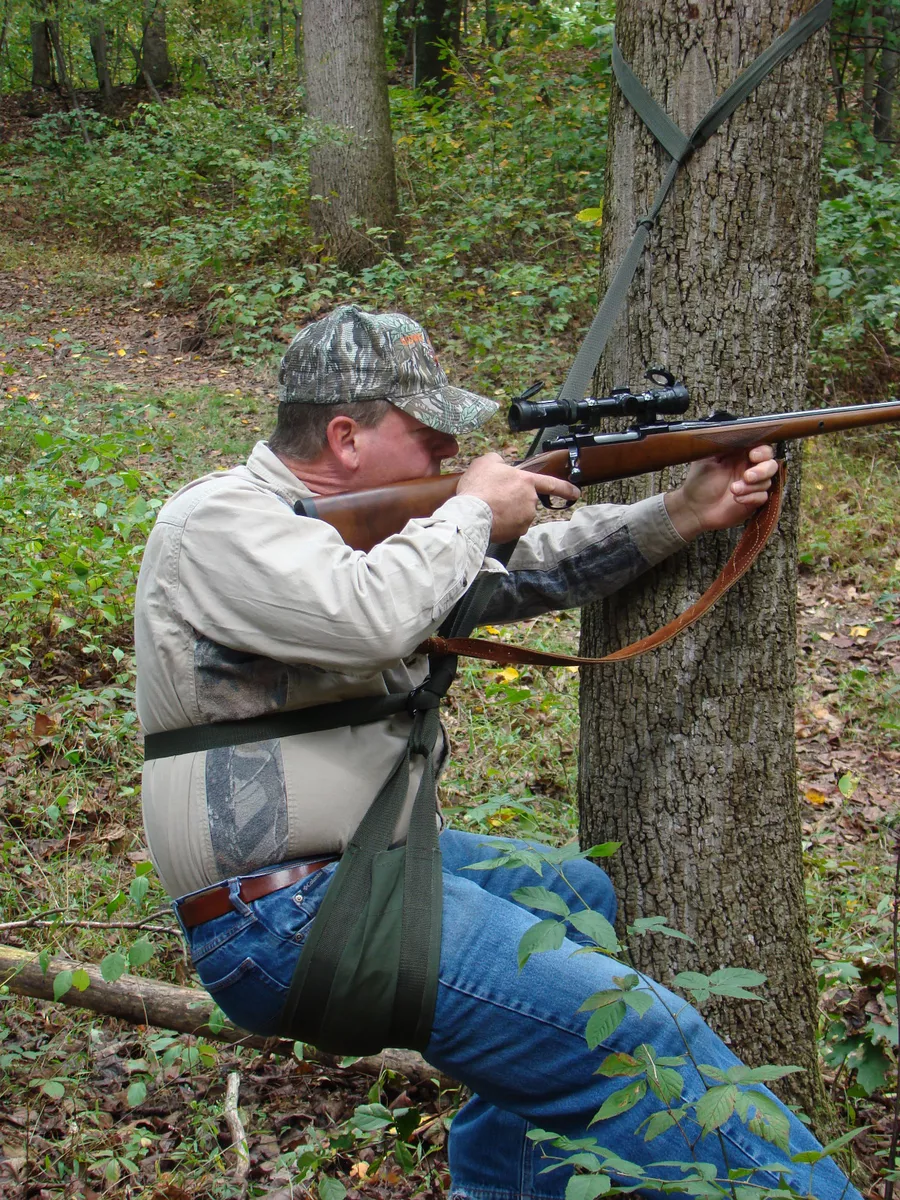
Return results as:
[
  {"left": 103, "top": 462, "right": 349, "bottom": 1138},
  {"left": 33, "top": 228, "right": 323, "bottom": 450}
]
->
[{"left": 399, "top": 332, "right": 424, "bottom": 346}]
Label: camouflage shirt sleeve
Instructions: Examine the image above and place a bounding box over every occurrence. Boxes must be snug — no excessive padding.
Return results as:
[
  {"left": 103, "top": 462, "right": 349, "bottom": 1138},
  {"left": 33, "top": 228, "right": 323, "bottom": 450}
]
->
[{"left": 477, "top": 494, "right": 687, "bottom": 625}]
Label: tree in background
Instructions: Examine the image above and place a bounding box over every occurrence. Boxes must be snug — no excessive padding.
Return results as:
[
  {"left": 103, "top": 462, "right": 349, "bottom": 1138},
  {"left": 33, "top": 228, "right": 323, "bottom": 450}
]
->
[
  {"left": 29, "top": 2, "right": 55, "bottom": 88},
  {"left": 394, "top": 0, "right": 462, "bottom": 92},
  {"left": 830, "top": 0, "right": 900, "bottom": 140},
  {"left": 577, "top": 0, "right": 833, "bottom": 1123},
  {"left": 140, "top": 0, "right": 171, "bottom": 88},
  {"left": 87, "top": 1, "right": 114, "bottom": 105},
  {"left": 303, "top": 0, "right": 401, "bottom": 269}
]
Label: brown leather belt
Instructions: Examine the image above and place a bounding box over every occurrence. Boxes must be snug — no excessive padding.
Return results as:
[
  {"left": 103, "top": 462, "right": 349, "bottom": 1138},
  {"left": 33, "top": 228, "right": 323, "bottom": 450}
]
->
[{"left": 176, "top": 858, "right": 338, "bottom": 930}]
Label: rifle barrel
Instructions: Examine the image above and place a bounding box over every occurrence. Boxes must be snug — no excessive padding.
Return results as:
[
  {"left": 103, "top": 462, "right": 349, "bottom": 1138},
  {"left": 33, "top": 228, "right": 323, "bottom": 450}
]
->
[{"left": 302, "top": 400, "right": 900, "bottom": 552}]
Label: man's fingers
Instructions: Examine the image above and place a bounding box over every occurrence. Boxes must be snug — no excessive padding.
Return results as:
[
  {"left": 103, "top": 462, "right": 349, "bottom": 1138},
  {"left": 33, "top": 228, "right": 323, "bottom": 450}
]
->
[
  {"left": 529, "top": 472, "right": 581, "bottom": 502},
  {"left": 732, "top": 453, "right": 778, "bottom": 496},
  {"left": 747, "top": 443, "right": 776, "bottom": 464},
  {"left": 732, "top": 489, "right": 772, "bottom": 507}
]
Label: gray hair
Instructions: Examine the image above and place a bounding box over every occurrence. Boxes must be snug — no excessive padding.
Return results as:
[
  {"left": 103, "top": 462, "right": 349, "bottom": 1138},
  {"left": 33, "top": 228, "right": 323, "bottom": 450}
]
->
[{"left": 267, "top": 400, "right": 392, "bottom": 462}]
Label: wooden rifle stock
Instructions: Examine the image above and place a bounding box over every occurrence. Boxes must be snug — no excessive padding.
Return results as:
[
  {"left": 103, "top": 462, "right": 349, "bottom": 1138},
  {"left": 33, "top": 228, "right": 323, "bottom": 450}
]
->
[{"left": 300, "top": 400, "right": 900, "bottom": 552}]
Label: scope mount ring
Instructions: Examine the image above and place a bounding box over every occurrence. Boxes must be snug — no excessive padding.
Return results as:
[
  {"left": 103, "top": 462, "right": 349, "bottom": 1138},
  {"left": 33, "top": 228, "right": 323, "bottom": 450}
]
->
[{"left": 645, "top": 365, "right": 676, "bottom": 388}]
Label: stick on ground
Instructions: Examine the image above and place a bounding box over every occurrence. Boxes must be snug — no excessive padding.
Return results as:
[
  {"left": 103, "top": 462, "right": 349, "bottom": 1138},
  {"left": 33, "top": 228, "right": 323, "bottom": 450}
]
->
[{"left": 0, "top": 944, "right": 443, "bottom": 1085}]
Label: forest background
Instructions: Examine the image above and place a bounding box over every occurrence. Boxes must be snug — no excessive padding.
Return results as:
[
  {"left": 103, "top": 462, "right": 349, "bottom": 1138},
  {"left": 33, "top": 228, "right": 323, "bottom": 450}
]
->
[{"left": 1, "top": 0, "right": 900, "bottom": 1196}]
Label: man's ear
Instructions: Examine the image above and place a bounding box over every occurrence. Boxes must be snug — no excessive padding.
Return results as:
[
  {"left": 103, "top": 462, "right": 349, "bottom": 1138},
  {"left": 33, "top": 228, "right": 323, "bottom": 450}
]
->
[{"left": 325, "top": 415, "right": 362, "bottom": 472}]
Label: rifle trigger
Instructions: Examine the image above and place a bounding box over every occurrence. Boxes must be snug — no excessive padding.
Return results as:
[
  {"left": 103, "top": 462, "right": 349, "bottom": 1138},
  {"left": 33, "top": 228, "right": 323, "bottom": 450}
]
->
[
  {"left": 540, "top": 442, "right": 581, "bottom": 509},
  {"left": 540, "top": 493, "right": 578, "bottom": 511}
]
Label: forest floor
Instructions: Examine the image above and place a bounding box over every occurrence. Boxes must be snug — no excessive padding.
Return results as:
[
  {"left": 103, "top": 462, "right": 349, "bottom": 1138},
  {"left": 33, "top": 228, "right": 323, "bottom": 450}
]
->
[{"left": 1, "top": 249, "right": 899, "bottom": 1200}]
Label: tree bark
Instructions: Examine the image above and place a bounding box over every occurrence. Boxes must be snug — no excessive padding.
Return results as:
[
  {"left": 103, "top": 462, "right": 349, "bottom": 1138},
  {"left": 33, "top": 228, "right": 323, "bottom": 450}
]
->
[
  {"left": 291, "top": 3, "right": 302, "bottom": 77},
  {"left": 89, "top": 16, "right": 114, "bottom": 105},
  {"left": 874, "top": 4, "right": 899, "bottom": 139},
  {"left": 140, "top": 0, "right": 171, "bottom": 88},
  {"left": 303, "top": 0, "right": 401, "bottom": 268},
  {"left": 577, "top": 0, "right": 831, "bottom": 1125},
  {"left": 863, "top": 10, "right": 877, "bottom": 115},
  {"left": 0, "top": 944, "right": 441, "bottom": 1085},
  {"left": 30, "top": 18, "right": 53, "bottom": 89},
  {"left": 413, "top": 0, "right": 461, "bottom": 92}
]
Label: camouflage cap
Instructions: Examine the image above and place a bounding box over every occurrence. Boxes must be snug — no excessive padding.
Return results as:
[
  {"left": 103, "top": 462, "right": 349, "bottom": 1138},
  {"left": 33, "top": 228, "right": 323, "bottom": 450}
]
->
[{"left": 278, "top": 305, "right": 498, "bottom": 435}]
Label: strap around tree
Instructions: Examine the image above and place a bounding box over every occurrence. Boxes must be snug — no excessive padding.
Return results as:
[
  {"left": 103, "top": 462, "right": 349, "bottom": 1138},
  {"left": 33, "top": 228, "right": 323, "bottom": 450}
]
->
[{"left": 555, "top": 0, "right": 833, "bottom": 410}]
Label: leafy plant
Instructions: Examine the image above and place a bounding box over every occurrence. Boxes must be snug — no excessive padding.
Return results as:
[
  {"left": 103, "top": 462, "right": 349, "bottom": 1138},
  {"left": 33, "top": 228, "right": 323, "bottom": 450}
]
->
[{"left": 470, "top": 840, "right": 861, "bottom": 1199}]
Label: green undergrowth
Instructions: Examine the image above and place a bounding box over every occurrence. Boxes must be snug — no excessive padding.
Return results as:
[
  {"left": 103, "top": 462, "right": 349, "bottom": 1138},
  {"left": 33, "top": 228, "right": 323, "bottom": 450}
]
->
[
  {"left": 800, "top": 432, "right": 900, "bottom": 596},
  {"left": 798, "top": 434, "right": 900, "bottom": 1123},
  {"left": 813, "top": 121, "right": 900, "bottom": 380},
  {"left": 0, "top": 30, "right": 611, "bottom": 386}
]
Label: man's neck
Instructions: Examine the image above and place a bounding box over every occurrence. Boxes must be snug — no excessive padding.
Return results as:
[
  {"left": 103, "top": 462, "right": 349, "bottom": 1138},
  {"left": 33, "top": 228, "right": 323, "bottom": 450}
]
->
[{"left": 272, "top": 449, "right": 354, "bottom": 496}]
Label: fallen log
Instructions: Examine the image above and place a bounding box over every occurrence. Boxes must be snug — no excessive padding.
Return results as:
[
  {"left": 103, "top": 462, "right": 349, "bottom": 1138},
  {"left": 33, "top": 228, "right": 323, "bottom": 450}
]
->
[{"left": 0, "top": 944, "right": 441, "bottom": 1085}]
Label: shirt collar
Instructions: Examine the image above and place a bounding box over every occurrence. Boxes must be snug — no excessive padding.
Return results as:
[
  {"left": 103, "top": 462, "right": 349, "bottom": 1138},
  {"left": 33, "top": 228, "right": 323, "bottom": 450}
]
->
[{"left": 245, "top": 441, "right": 316, "bottom": 504}]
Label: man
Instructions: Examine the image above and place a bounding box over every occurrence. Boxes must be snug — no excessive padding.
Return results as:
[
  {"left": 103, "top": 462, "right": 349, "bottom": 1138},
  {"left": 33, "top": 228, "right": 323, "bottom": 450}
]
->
[{"left": 136, "top": 306, "right": 858, "bottom": 1200}]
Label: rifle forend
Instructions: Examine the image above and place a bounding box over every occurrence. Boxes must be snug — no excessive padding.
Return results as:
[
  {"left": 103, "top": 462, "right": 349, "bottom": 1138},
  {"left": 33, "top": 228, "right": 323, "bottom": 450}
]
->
[{"left": 295, "top": 400, "right": 900, "bottom": 553}]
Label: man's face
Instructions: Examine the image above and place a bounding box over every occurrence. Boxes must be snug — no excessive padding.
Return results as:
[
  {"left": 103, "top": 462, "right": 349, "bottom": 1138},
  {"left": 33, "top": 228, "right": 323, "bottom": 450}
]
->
[{"left": 350, "top": 405, "right": 460, "bottom": 489}]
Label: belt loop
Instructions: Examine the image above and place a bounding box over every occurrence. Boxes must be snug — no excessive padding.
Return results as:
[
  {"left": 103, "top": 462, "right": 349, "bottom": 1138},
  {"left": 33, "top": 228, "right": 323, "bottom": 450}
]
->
[
  {"left": 171, "top": 898, "right": 190, "bottom": 940},
  {"left": 228, "top": 878, "right": 253, "bottom": 917}
]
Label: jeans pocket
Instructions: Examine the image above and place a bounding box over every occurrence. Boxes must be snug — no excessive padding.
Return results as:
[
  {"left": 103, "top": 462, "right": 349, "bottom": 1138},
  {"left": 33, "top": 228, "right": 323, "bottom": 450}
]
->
[
  {"left": 186, "top": 908, "right": 255, "bottom": 961},
  {"left": 198, "top": 955, "right": 291, "bottom": 1037},
  {"left": 252, "top": 861, "right": 338, "bottom": 943}
]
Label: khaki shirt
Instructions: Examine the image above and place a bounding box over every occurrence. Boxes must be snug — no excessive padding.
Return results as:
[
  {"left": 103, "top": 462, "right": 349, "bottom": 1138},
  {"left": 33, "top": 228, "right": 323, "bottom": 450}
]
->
[{"left": 136, "top": 442, "right": 685, "bottom": 897}]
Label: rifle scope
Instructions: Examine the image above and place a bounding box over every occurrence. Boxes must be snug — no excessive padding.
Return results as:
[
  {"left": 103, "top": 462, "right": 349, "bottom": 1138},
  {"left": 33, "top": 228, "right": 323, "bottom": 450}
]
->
[{"left": 508, "top": 382, "right": 690, "bottom": 433}]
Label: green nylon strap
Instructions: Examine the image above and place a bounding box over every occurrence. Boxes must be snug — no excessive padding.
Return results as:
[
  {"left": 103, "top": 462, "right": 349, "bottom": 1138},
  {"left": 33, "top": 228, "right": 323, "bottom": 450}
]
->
[
  {"left": 393, "top": 710, "right": 443, "bottom": 1042},
  {"left": 279, "top": 699, "right": 445, "bottom": 1050},
  {"left": 555, "top": 0, "right": 833, "bottom": 409},
  {"left": 611, "top": 41, "right": 690, "bottom": 161},
  {"left": 142, "top": 691, "right": 419, "bottom": 760}
]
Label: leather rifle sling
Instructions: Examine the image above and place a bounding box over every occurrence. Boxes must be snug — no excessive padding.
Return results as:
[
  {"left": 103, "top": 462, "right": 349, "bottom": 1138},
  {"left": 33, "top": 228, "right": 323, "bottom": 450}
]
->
[{"left": 417, "top": 465, "right": 785, "bottom": 669}]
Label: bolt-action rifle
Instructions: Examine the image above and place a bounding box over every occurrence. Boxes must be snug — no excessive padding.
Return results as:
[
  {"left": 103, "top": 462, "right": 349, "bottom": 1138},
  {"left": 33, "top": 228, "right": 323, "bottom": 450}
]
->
[{"left": 295, "top": 371, "right": 900, "bottom": 554}]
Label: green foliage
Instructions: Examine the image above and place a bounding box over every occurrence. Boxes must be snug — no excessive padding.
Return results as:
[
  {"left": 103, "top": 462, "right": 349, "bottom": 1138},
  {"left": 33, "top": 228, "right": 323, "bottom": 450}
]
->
[
  {"left": 3, "top": 100, "right": 314, "bottom": 305},
  {"left": 475, "top": 843, "right": 845, "bottom": 1195},
  {"left": 814, "top": 124, "right": 900, "bottom": 370},
  {"left": 0, "top": 395, "right": 162, "bottom": 680},
  {"left": 2, "top": 18, "right": 612, "bottom": 378}
]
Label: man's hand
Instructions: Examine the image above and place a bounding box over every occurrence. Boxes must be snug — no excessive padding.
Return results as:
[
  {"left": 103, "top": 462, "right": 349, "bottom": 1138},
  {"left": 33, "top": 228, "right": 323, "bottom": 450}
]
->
[
  {"left": 664, "top": 444, "right": 779, "bottom": 541},
  {"left": 457, "top": 453, "right": 580, "bottom": 542}
]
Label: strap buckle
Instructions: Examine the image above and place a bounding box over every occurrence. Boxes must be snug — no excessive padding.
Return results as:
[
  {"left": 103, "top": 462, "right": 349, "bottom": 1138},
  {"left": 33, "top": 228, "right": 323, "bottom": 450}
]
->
[{"left": 407, "top": 675, "right": 436, "bottom": 716}]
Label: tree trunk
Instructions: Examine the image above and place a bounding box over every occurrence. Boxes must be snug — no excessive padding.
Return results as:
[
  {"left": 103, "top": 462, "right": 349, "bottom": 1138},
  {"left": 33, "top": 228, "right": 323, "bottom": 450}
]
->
[
  {"left": 46, "top": 18, "right": 92, "bottom": 143},
  {"left": 874, "top": 4, "right": 899, "bottom": 140},
  {"left": 829, "top": 44, "right": 847, "bottom": 113},
  {"left": 0, "top": 2, "right": 13, "bottom": 82},
  {"left": 303, "top": 0, "right": 401, "bottom": 268},
  {"left": 0, "top": 944, "right": 440, "bottom": 1085},
  {"left": 484, "top": 0, "right": 498, "bottom": 46},
  {"left": 89, "top": 17, "right": 114, "bottom": 104},
  {"left": 140, "top": 0, "right": 171, "bottom": 88},
  {"left": 260, "top": 0, "right": 274, "bottom": 72},
  {"left": 291, "top": 3, "right": 302, "bottom": 77},
  {"left": 863, "top": 10, "right": 877, "bottom": 114},
  {"left": 30, "top": 18, "right": 53, "bottom": 88},
  {"left": 577, "top": 0, "right": 831, "bottom": 1125},
  {"left": 413, "top": 0, "right": 461, "bottom": 92}
]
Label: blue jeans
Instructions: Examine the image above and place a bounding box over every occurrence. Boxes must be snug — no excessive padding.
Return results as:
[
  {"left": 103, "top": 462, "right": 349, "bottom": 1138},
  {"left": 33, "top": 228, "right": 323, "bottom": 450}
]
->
[{"left": 175, "top": 830, "right": 859, "bottom": 1200}]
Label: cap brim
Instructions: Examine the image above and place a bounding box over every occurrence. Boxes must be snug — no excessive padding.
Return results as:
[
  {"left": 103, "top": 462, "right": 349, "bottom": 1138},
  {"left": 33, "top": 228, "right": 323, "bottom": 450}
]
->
[{"left": 390, "top": 386, "right": 499, "bottom": 435}]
